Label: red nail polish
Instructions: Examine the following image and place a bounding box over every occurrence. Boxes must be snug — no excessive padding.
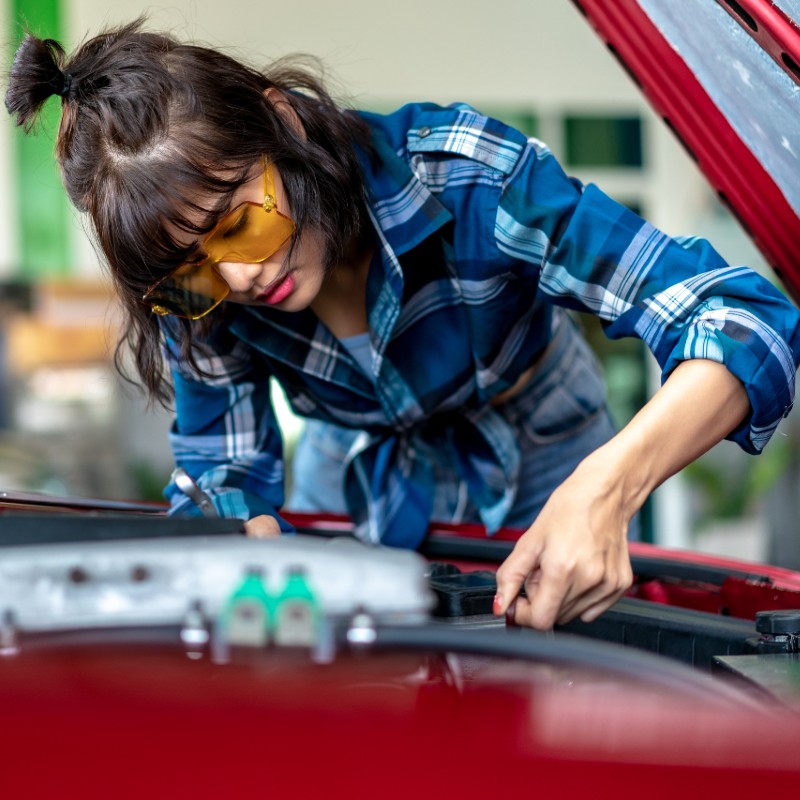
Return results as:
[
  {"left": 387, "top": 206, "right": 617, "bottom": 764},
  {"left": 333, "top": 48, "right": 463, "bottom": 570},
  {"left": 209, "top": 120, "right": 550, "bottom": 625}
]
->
[{"left": 493, "top": 593, "right": 503, "bottom": 614}]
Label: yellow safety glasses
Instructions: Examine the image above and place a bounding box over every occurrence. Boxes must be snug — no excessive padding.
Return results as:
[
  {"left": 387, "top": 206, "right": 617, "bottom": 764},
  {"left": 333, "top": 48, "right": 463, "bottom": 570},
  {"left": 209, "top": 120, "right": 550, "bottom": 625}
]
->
[{"left": 143, "top": 159, "right": 296, "bottom": 320}]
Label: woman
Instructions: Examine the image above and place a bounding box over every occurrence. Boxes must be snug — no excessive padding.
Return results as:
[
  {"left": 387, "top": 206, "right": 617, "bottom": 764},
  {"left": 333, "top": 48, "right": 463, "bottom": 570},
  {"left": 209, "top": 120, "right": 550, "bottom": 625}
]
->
[{"left": 6, "top": 20, "right": 799, "bottom": 630}]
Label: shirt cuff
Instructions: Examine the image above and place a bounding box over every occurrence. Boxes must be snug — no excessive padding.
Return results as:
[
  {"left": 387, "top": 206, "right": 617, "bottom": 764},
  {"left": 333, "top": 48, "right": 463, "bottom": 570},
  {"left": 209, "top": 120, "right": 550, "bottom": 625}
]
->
[{"left": 165, "top": 484, "right": 295, "bottom": 533}]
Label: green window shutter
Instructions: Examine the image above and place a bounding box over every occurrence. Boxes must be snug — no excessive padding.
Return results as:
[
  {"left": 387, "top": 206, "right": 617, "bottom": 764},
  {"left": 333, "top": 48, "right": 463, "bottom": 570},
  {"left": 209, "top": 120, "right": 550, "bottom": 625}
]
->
[
  {"left": 564, "top": 114, "right": 643, "bottom": 168},
  {"left": 10, "top": 0, "right": 71, "bottom": 279}
]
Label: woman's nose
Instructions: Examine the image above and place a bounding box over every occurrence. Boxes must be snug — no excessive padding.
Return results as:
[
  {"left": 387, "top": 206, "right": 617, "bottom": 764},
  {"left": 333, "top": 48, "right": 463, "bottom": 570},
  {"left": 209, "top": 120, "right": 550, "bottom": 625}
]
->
[{"left": 215, "top": 260, "right": 262, "bottom": 294}]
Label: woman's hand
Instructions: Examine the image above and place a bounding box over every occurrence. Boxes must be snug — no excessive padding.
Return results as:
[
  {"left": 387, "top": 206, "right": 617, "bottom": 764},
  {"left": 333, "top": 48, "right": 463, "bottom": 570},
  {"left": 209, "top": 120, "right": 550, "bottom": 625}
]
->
[
  {"left": 244, "top": 515, "right": 282, "bottom": 538},
  {"left": 494, "top": 455, "right": 634, "bottom": 630},
  {"left": 494, "top": 359, "right": 750, "bottom": 631}
]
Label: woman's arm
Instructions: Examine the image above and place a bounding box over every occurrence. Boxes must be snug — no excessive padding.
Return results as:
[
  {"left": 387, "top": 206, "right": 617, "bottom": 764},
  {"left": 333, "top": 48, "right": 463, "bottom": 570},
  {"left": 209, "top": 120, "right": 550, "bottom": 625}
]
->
[
  {"left": 485, "top": 121, "right": 798, "bottom": 629},
  {"left": 494, "top": 358, "right": 750, "bottom": 630}
]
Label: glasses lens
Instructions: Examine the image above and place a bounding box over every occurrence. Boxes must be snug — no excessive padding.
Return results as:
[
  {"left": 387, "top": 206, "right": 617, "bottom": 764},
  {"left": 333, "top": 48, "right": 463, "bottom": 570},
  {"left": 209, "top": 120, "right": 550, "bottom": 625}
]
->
[
  {"left": 144, "top": 261, "right": 230, "bottom": 320},
  {"left": 204, "top": 202, "right": 295, "bottom": 264},
  {"left": 143, "top": 160, "right": 296, "bottom": 319}
]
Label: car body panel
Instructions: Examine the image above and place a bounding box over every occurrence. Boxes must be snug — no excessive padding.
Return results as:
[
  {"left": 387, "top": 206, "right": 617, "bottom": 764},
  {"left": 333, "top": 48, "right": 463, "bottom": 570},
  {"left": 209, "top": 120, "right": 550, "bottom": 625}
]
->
[{"left": 573, "top": 0, "right": 800, "bottom": 301}]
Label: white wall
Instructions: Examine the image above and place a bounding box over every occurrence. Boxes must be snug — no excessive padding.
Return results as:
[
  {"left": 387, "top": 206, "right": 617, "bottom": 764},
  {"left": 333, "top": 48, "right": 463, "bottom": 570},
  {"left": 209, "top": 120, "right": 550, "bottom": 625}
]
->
[{"left": 69, "top": 0, "right": 639, "bottom": 106}]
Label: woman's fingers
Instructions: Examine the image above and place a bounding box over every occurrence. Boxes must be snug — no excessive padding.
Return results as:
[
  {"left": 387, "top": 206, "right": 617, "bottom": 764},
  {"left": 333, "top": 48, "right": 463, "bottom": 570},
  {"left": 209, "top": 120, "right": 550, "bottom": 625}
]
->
[
  {"left": 511, "top": 570, "right": 569, "bottom": 630},
  {"left": 507, "top": 560, "right": 631, "bottom": 629},
  {"left": 243, "top": 514, "right": 282, "bottom": 538},
  {"left": 494, "top": 534, "right": 545, "bottom": 617},
  {"left": 494, "top": 479, "right": 633, "bottom": 630},
  {"left": 552, "top": 545, "right": 633, "bottom": 625}
]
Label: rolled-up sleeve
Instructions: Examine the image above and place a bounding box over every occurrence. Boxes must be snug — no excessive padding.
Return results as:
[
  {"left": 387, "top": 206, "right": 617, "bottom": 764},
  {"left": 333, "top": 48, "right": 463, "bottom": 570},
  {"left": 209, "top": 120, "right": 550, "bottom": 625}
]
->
[{"left": 496, "top": 138, "right": 800, "bottom": 453}]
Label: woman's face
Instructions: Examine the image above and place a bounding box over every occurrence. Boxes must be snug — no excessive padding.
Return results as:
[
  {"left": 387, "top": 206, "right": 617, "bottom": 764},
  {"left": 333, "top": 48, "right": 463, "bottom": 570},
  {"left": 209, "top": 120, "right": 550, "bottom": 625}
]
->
[
  {"left": 211, "top": 162, "right": 328, "bottom": 313},
  {"left": 156, "top": 160, "right": 329, "bottom": 319}
]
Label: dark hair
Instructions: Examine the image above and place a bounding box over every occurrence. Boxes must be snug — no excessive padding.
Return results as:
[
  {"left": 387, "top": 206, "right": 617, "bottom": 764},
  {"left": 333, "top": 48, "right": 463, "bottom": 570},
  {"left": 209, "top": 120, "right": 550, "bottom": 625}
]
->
[{"left": 5, "top": 18, "right": 376, "bottom": 405}]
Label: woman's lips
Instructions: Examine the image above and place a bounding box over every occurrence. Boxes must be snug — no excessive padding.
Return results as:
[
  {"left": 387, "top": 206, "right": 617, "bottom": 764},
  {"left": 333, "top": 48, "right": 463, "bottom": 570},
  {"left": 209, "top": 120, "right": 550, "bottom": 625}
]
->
[{"left": 258, "top": 273, "right": 295, "bottom": 306}]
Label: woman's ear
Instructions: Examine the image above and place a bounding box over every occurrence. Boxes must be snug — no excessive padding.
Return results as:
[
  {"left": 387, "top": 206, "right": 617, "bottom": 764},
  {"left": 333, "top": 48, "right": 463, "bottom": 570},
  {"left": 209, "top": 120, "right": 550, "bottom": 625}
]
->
[{"left": 263, "top": 87, "right": 307, "bottom": 140}]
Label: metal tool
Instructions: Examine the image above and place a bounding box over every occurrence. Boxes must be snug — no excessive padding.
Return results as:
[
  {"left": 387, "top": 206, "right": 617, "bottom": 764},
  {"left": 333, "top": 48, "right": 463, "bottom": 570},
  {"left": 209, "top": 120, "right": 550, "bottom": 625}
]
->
[{"left": 171, "top": 467, "right": 220, "bottom": 518}]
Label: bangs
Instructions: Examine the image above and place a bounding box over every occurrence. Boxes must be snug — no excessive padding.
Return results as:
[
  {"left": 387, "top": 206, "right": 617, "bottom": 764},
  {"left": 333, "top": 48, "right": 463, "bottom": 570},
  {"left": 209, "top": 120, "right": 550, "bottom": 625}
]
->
[{"left": 97, "top": 153, "right": 256, "bottom": 294}]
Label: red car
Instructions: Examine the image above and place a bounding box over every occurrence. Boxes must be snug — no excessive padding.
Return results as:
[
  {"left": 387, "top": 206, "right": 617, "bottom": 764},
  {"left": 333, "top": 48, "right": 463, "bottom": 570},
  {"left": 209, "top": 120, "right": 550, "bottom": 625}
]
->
[{"left": 2, "top": 1, "right": 800, "bottom": 796}]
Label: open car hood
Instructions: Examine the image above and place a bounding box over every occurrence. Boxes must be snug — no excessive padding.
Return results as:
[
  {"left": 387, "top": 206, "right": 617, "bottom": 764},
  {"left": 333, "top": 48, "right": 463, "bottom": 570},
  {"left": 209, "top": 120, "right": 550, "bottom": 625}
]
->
[{"left": 573, "top": 0, "right": 800, "bottom": 303}]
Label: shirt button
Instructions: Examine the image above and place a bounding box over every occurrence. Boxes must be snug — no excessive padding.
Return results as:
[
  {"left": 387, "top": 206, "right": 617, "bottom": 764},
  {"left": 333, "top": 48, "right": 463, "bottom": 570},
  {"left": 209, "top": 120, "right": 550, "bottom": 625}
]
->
[{"left": 418, "top": 126, "right": 432, "bottom": 138}]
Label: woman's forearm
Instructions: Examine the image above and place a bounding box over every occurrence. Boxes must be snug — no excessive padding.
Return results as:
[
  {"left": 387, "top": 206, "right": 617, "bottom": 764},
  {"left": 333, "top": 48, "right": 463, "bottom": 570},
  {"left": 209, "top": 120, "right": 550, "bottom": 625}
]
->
[{"left": 583, "top": 358, "right": 751, "bottom": 519}]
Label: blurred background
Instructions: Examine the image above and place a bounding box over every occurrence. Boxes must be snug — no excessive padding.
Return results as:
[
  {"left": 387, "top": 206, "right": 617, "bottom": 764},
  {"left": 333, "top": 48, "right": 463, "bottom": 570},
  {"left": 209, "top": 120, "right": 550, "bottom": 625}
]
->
[{"left": 1, "top": 0, "right": 797, "bottom": 565}]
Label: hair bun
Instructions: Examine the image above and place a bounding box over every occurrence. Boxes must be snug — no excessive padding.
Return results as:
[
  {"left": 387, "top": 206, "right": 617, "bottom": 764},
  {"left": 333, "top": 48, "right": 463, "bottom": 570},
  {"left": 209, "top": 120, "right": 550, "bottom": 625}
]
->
[{"left": 5, "top": 33, "right": 69, "bottom": 131}]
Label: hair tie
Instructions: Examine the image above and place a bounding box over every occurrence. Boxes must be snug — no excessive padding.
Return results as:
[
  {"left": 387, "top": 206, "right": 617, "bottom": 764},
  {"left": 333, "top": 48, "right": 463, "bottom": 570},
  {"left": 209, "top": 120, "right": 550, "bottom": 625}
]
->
[{"left": 58, "top": 71, "right": 73, "bottom": 98}]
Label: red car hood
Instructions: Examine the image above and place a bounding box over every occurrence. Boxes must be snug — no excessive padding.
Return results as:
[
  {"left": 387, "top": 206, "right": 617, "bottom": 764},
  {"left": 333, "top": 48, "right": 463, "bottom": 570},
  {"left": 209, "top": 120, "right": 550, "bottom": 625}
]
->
[{"left": 574, "top": 0, "right": 800, "bottom": 303}]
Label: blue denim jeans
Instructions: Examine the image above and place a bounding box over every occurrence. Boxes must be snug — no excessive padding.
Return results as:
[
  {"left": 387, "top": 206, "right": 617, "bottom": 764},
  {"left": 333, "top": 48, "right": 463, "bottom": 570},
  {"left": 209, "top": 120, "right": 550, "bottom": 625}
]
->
[{"left": 288, "top": 315, "right": 638, "bottom": 538}]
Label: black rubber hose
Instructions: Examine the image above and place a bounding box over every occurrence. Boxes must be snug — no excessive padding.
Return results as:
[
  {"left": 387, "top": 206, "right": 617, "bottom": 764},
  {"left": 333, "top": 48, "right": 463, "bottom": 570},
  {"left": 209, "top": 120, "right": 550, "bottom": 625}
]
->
[{"left": 363, "top": 623, "right": 765, "bottom": 709}]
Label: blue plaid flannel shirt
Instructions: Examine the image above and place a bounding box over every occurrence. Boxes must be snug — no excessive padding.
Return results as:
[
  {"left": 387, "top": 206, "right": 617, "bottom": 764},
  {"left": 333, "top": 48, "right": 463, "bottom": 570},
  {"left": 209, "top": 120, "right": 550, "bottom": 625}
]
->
[{"left": 164, "top": 102, "right": 800, "bottom": 547}]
